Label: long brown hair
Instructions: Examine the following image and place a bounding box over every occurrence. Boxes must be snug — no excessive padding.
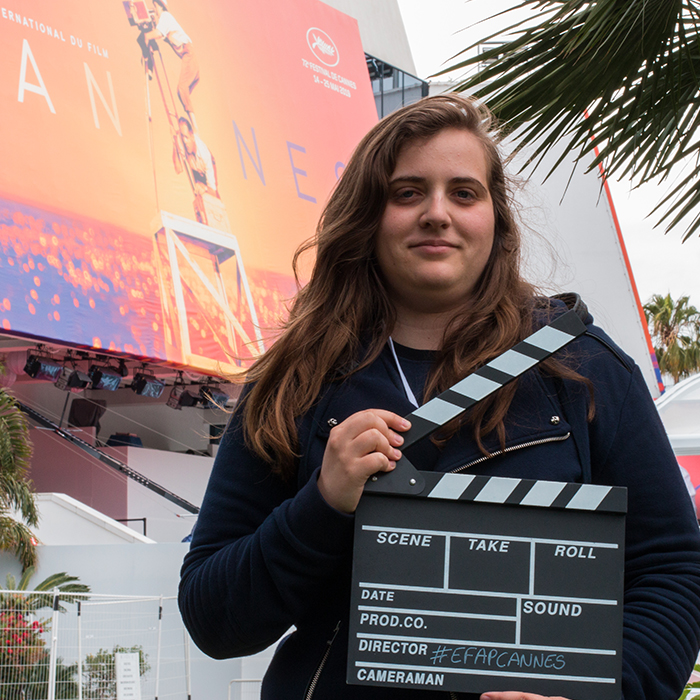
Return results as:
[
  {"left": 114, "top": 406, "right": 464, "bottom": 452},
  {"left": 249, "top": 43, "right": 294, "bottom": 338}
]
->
[{"left": 241, "top": 95, "right": 583, "bottom": 478}]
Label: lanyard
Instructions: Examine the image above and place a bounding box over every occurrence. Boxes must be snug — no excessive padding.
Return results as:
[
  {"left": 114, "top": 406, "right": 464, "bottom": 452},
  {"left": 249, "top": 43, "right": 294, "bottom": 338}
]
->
[{"left": 388, "top": 338, "right": 420, "bottom": 409}]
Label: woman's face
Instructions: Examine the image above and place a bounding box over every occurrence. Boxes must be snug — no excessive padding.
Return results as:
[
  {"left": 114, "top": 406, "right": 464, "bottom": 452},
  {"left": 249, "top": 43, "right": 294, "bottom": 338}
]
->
[{"left": 375, "top": 128, "right": 496, "bottom": 316}]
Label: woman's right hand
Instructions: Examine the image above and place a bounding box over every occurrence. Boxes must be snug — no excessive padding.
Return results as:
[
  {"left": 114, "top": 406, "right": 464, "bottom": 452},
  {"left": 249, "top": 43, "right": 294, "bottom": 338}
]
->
[{"left": 317, "top": 409, "right": 411, "bottom": 514}]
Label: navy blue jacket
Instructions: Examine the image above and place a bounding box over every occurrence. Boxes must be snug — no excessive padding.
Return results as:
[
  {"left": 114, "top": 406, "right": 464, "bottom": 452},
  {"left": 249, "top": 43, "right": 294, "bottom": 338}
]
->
[{"left": 179, "top": 311, "right": 700, "bottom": 699}]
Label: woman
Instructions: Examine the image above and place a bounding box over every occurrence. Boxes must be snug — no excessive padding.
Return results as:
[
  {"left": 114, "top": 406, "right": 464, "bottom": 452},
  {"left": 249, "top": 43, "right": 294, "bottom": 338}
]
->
[{"left": 179, "top": 95, "right": 700, "bottom": 699}]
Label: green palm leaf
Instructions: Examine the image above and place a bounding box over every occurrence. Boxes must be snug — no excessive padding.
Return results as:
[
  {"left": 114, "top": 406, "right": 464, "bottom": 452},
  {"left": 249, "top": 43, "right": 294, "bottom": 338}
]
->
[
  {"left": 445, "top": 0, "right": 700, "bottom": 241},
  {"left": 0, "top": 516, "right": 39, "bottom": 570},
  {"left": 0, "top": 385, "right": 38, "bottom": 569},
  {"left": 643, "top": 293, "right": 700, "bottom": 381},
  {"left": 1, "top": 567, "right": 90, "bottom": 612}
]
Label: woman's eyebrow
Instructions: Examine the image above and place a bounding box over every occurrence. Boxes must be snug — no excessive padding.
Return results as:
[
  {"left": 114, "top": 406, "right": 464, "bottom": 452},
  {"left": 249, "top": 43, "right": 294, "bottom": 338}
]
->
[
  {"left": 388, "top": 175, "right": 425, "bottom": 185},
  {"left": 389, "top": 175, "right": 488, "bottom": 192},
  {"left": 449, "top": 176, "right": 488, "bottom": 192}
]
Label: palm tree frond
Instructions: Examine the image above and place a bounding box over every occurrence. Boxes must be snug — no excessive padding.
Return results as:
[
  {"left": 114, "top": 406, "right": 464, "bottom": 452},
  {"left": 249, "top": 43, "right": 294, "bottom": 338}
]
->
[
  {"left": 0, "top": 568, "right": 91, "bottom": 612},
  {"left": 644, "top": 293, "right": 700, "bottom": 381},
  {"left": 0, "top": 516, "right": 38, "bottom": 570},
  {"left": 0, "top": 386, "right": 39, "bottom": 569},
  {"left": 447, "top": 0, "right": 700, "bottom": 240}
]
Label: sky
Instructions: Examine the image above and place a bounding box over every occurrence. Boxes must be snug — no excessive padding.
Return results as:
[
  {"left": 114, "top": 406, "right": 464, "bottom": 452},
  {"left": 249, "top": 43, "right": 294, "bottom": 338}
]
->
[{"left": 396, "top": 0, "right": 700, "bottom": 309}]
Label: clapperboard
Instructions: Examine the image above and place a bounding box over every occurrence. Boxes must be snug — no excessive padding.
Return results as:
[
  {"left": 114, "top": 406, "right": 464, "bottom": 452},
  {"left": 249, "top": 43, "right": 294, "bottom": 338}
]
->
[{"left": 348, "top": 310, "right": 627, "bottom": 699}]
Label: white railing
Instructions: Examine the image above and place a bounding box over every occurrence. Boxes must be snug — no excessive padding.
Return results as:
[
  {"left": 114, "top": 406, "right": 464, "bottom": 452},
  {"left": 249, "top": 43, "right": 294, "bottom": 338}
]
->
[
  {"left": 227, "top": 678, "right": 262, "bottom": 700},
  {"left": 0, "top": 590, "right": 190, "bottom": 700}
]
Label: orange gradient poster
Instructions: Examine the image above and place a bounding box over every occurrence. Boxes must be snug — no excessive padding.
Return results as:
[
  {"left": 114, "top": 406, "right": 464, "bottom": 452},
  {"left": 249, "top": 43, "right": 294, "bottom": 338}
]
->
[{"left": 0, "top": 0, "right": 378, "bottom": 372}]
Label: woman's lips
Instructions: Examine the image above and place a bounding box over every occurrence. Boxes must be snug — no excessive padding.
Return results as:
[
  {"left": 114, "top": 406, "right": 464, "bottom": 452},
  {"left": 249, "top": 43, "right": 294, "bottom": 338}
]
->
[{"left": 409, "top": 239, "right": 457, "bottom": 252}]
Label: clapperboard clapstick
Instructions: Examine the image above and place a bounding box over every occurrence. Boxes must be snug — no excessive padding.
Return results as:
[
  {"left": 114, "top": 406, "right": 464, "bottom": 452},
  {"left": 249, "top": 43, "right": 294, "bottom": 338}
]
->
[{"left": 364, "top": 309, "right": 588, "bottom": 496}]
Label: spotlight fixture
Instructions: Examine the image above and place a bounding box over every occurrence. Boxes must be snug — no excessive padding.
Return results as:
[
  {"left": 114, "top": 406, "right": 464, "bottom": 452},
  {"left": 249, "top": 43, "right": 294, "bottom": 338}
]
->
[
  {"left": 199, "top": 383, "right": 229, "bottom": 410},
  {"left": 88, "top": 365, "right": 122, "bottom": 391},
  {"left": 166, "top": 373, "right": 184, "bottom": 410},
  {"left": 166, "top": 372, "right": 200, "bottom": 409},
  {"left": 166, "top": 384, "right": 200, "bottom": 410},
  {"left": 24, "top": 354, "right": 63, "bottom": 382},
  {"left": 180, "top": 390, "right": 200, "bottom": 407},
  {"left": 165, "top": 386, "right": 180, "bottom": 409},
  {"left": 131, "top": 372, "right": 165, "bottom": 398},
  {"left": 55, "top": 366, "right": 91, "bottom": 392}
]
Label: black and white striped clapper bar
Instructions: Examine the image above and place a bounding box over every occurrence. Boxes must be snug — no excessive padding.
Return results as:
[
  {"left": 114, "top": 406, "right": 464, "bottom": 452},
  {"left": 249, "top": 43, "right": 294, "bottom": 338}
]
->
[{"left": 348, "top": 310, "right": 626, "bottom": 699}]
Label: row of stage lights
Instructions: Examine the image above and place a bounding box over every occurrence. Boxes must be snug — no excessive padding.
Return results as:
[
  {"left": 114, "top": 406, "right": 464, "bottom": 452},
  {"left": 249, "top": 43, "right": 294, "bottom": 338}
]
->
[{"left": 23, "top": 353, "right": 230, "bottom": 410}]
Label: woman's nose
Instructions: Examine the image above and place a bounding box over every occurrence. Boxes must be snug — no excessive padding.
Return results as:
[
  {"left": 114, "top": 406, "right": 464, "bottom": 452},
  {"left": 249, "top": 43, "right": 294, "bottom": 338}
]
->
[{"left": 419, "top": 193, "right": 450, "bottom": 228}]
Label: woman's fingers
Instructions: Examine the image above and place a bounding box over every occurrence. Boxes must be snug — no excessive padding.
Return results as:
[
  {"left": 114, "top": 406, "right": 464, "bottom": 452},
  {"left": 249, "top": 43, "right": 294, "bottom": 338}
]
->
[
  {"left": 327, "top": 410, "right": 408, "bottom": 468},
  {"left": 333, "top": 409, "right": 409, "bottom": 445},
  {"left": 351, "top": 427, "right": 401, "bottom": 463},
  {"left": 318, "top": 410, "right": 411, "bottom": 513}
]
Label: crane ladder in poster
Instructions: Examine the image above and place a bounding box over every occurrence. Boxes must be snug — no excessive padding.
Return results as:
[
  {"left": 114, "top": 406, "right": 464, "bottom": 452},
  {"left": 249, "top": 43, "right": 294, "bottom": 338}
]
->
[
  {"left": 154, "top": 212, "right": 265, "bottom": 368},
  {"left": 349, "top": 310, "right": 627, "bottom": 699}
]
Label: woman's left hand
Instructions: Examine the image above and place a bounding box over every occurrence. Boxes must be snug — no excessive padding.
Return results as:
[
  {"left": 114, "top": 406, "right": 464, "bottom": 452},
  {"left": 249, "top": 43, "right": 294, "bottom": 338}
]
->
[{"left": 481, "top": 694, "right": 571, "bottom": 700}]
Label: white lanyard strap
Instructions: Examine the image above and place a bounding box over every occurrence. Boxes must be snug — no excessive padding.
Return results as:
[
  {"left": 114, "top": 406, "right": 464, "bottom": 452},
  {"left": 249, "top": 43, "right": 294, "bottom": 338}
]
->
[{"left": 388, "top": 338, "right": 420, "bottom": 409}]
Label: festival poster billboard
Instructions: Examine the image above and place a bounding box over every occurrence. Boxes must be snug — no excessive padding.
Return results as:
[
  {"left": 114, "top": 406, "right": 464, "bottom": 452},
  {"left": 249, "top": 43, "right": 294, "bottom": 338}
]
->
[{"left": 0, "top": 0, "right": 378, "bottom": 373}]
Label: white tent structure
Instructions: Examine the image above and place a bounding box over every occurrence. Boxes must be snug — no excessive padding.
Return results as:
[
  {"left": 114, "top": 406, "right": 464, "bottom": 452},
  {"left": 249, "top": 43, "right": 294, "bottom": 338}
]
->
[
  {"left": 656, "top": 374, "right": 700, "bottom": 513},
  {"left": 657, "top": 375, "right": 700, "bottom": 457},
  {"left": 509, "top": 136, "right": 660, "bottom": 398}
]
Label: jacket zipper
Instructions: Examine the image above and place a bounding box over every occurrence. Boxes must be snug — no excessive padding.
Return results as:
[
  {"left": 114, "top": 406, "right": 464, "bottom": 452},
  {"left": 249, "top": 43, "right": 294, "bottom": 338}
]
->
[
  {"left": 445, "top": 432, "right": 570, "bottom": 700},
  {"left": 305, "top": 620, "right": 341, "bottom": 700},
  {"left": 449, "top": 433, "right": 571, "bottom": 474}
]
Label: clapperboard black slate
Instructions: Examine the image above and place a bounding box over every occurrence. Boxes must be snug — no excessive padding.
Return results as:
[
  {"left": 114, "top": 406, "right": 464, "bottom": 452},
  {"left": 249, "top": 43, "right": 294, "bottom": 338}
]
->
[{"left": 348, "top": 310, "right": 627, "bottom": 699}]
